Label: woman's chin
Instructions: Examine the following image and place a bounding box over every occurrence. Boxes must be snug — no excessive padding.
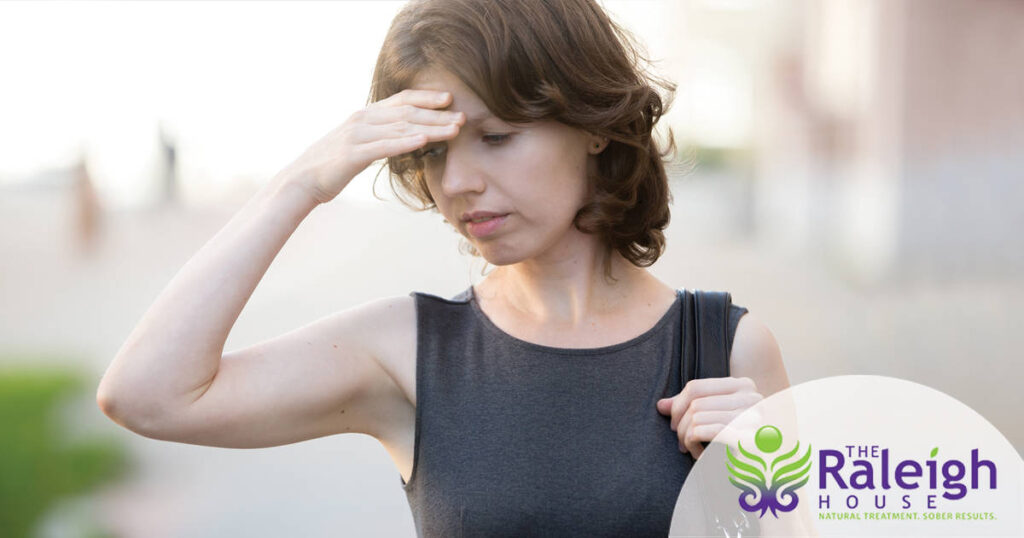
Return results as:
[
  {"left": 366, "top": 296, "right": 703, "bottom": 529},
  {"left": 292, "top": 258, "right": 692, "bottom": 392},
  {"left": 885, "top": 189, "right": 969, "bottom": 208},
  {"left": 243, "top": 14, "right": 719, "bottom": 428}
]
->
[{"left": 476, "top": 247, "right": 524, "bottom": 268}]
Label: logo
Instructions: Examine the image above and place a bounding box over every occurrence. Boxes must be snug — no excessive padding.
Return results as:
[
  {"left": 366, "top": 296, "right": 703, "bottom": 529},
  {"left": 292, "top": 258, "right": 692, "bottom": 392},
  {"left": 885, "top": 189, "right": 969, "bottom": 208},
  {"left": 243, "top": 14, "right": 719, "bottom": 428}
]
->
[{"left": 725, "top": 424, "right": 813, "bottom": 518}]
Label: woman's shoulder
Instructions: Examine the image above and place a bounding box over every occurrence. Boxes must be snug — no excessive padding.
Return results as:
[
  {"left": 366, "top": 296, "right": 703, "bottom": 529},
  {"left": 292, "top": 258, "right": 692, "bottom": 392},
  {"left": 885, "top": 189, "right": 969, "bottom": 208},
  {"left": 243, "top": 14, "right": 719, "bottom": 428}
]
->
[
  {"left": 727, "top": 308, "right": 790, "bottom": 398},
  {"left": 346, "top": 293, "right": 418, "bottom": 352}
]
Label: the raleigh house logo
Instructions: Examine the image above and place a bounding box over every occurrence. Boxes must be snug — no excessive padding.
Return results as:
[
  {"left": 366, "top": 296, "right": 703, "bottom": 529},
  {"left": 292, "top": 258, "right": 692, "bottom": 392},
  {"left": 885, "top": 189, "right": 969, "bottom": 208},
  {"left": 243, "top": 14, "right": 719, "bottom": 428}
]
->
[
  {"left": 726, "top": 424, "right": 813, "bottom": 518},
  {"left": 726, "top": 425, "right": 1000, "bottom": 521}
]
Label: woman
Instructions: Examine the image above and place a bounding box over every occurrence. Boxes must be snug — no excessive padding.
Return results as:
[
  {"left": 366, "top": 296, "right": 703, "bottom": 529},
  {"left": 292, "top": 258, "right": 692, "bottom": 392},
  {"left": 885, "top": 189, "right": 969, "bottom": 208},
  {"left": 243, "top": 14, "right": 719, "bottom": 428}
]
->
[{"left": 97, "top": 0, "right": 791, "bottom": 535}]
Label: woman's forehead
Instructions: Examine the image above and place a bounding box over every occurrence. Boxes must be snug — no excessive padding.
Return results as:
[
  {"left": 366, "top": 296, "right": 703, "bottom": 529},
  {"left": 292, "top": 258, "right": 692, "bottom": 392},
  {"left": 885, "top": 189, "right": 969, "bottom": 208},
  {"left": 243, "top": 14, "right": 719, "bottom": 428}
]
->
[
  {"left": 409, "top": 65, "right": 461, "bottom": 91},
  {"left": 410, "top": 68, "right": 489, "bottom": 113},
  {"left": 407, "top": 67, "right": 552, "bottom": 131}
]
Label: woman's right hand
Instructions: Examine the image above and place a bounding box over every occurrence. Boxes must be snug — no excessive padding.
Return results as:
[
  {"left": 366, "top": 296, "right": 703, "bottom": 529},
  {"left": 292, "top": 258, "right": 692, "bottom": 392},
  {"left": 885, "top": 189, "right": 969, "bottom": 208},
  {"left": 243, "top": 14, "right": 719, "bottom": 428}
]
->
[{"left": 283, "top": 89, "right": 465, "bottom": 205}]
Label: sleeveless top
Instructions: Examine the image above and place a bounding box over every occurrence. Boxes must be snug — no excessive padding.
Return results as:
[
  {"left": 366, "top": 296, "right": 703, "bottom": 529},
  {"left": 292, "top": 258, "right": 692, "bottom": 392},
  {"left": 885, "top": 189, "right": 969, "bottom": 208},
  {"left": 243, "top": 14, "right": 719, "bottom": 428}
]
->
[{"left": 400, "top": 285, "right": 749, "bottom": 537}]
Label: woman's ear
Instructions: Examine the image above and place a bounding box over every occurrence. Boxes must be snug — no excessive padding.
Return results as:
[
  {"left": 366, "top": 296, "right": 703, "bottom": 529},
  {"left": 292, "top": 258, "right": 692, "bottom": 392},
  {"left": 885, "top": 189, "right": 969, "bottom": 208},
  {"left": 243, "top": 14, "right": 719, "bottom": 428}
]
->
[{"left": 588, "top": 135, "right": 610, "bottom": 154}]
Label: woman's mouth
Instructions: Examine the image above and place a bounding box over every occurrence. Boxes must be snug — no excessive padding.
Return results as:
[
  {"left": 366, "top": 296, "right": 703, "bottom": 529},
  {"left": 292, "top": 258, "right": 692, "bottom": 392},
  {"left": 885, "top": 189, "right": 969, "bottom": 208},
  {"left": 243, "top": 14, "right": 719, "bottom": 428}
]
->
[{"left": 465, "top": 214, "right": 509, "bottom": 238}]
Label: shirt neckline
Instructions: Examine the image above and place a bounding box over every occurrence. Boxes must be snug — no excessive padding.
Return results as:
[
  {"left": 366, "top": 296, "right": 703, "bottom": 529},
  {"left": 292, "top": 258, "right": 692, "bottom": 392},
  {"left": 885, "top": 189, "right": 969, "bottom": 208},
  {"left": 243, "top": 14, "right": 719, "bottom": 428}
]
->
[{"left": 465, "top": 285, "right": 682, "bottom": 356}]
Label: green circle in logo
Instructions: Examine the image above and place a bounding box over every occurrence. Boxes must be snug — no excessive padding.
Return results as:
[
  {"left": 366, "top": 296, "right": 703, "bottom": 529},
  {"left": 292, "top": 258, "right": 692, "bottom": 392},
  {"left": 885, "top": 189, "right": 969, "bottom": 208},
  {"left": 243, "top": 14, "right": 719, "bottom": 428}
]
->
[{"left": 755, "top": 425, "right": 783, "bottom": 453}]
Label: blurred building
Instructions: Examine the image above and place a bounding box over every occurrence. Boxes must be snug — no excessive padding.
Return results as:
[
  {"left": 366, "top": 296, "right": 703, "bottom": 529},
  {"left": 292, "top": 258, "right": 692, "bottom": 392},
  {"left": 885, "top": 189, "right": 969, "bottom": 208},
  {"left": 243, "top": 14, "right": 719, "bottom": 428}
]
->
[
  {"left": 671, "top": 0, "right": 1024, "bottom": 284},
  {"left": 767, "top": 0, "right": 1024, "bottom": 284}
]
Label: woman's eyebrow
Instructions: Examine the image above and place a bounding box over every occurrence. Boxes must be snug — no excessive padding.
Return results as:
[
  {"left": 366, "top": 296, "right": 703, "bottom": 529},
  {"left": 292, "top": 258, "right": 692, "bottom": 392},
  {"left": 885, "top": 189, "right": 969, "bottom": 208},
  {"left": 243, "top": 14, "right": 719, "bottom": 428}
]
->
[{"left": 463, "top": 111, "right": 496, "bottom": 126}]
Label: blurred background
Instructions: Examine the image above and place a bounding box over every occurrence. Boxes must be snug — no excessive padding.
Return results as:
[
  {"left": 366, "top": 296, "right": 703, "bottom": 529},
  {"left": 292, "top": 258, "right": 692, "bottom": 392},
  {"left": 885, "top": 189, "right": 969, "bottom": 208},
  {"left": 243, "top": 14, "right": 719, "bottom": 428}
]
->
[{"left": 1, "top": 0, "right": 1021, "bottom": 536}]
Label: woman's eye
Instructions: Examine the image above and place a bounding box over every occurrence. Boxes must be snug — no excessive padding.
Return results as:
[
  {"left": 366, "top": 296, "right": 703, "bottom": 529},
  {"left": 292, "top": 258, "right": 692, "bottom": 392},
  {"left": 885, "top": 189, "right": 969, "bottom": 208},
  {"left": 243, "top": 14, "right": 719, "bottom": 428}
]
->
[
  {"left": 483, "top": 133, "right": 511, "bottom": 145},
  {"left": 415, "top": 145, "right": 445, "bottom": 159},
  {"left": 425, "top": 147, "right": 444, "bottom": 157}
]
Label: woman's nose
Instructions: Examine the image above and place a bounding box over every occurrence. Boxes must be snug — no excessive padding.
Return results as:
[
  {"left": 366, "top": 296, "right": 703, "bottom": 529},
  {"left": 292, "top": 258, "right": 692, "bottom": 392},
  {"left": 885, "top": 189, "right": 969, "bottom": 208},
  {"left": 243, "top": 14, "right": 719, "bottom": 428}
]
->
[{"left": 439, "top": 148, "right": 486, "bottom": 197}]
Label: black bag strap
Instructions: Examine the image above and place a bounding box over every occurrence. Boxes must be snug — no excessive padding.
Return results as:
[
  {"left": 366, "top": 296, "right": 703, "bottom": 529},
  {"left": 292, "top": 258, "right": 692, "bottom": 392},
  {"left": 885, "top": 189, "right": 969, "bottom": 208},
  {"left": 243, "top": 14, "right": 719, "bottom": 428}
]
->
[
  {"left": 679, "top": 289, "right": 733, "bottom": 390},
  {"left": 678, "top": 289, "right": 759, "bottom": 536}
]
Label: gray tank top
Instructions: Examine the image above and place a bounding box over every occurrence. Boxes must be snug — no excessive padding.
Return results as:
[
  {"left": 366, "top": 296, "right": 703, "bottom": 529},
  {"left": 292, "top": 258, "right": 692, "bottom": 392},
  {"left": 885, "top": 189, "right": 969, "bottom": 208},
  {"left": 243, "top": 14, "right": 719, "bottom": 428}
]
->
[{"left": 400, "top": 285, "right": 748, "bottom": 537}]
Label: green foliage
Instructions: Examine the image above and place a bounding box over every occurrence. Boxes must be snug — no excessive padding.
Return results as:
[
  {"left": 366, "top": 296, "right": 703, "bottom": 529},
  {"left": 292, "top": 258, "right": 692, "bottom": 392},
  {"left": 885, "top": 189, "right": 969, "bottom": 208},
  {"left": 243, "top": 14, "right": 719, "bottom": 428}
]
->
[
  {"left": 0, "top": 363, "right": 130, "bottom": 538},
  {"left": 691, "top": 144, "right": 754, "bottom": 172},
  {"left": 667, "top": 143, "right": 754, "bottom": 179}
]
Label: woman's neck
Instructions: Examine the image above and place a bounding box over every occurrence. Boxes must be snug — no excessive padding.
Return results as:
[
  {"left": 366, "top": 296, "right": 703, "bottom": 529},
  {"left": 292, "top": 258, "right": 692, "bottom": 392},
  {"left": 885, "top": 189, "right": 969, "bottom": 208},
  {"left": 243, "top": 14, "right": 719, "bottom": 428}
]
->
[{"left": 475, "top": 251, "right": 663, "bottom": 324}]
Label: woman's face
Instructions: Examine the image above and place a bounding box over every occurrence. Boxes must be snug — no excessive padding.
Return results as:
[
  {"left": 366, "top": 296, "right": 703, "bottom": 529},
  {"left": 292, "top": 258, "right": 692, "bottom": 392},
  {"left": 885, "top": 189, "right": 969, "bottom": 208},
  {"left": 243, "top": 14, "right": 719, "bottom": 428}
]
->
[{"left": 409, "top": 67, "right": 602, "bottom": 267}]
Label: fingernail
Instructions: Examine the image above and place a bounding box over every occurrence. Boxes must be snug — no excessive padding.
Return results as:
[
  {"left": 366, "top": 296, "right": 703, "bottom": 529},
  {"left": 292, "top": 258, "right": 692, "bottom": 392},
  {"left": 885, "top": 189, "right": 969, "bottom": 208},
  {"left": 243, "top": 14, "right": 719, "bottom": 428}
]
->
[{"left": 679, "top": 442, "right": 686, "bottom": 453}]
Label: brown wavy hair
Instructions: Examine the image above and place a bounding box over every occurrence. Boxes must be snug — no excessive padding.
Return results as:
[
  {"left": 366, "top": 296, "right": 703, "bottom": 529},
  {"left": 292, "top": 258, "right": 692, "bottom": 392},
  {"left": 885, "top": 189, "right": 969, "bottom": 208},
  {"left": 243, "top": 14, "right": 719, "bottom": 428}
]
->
[{"left": 367, "top": 0, "right": 679, "bottom": 278}]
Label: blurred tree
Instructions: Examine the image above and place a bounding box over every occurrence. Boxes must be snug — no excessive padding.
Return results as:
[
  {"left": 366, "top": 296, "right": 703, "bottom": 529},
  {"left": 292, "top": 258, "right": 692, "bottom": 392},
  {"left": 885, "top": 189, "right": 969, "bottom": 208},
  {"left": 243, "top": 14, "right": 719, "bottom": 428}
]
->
[{"left": 0, "top": 361, "right": 130, "bottom": 538}]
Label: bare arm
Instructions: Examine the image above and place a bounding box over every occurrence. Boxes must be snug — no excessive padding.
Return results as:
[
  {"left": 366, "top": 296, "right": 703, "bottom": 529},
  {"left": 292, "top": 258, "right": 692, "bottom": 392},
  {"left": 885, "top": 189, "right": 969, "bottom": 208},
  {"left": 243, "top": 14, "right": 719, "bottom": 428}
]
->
[
  {"left": 96, "top": 172, "right": 319, "bottom": 429},
  {"left": 96, "top": 89, "right": 465, "bottom": 444},
  {"left": 118, "top": 293, "right": 417, "bottom": 448},
  {"left": 729, "top": 312, "right": 791, "bottom": 399},
  {"left": 731, "top": 314, "right": 819, "bottom": 536}
]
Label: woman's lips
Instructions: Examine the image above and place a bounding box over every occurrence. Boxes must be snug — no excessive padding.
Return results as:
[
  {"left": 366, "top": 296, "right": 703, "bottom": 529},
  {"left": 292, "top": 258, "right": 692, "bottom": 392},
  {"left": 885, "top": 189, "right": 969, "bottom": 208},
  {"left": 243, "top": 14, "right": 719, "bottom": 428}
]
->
[{"left": 465, "top": 214, "right": 509, "bottom": 238}]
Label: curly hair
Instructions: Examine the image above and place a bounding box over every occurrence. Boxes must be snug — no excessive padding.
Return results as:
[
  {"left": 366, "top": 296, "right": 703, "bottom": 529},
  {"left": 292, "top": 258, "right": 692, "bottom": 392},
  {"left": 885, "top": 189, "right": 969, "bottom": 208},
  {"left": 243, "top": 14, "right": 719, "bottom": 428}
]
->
[{"left": 367, "top": 0, "right": 679, "bottom": 278}]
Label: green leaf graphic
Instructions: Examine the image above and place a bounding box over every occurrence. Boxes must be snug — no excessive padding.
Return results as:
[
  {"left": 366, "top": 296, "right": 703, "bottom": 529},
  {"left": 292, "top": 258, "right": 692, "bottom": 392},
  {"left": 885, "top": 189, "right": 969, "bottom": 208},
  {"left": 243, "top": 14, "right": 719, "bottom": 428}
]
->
[
  {"left": 771, "top": 440, "right": 802, "bottom": 472},
  {"left": 727, "top": 444, "right": 765, "bottom": 484},
  {"left": 772, "top": 443, "right": 813, "bottom": 489},
  {"left": 930, "top": 447, "right": 938, "bottom": 458},
  {"left": 770, "top": 442, "right": 811, "bottom": 483},
  {"left": 737, "top": 439, "right": 768, "bottom": 472}
]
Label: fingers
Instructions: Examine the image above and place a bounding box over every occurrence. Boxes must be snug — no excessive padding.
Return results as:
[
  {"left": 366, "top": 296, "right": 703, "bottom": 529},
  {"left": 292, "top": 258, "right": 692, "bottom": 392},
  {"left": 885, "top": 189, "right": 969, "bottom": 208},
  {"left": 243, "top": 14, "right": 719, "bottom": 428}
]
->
[
  {"left": 366, "top": 103, "right": 465, "bottom": 127},
  {"left": 354, "top": 134, "right": 430, "bottom": 163},
  {"left": 668, "top": 391, "right": 754, "bottom": 433},
  {"left": 685, "top": 423, "right": 726, "bottom": 460},
  {"left": 658, "top": 379, "right": 766, "bottom": 460},
  {"left": 349, "top": 120, "right": 461, "bottom": 147},
  {"left": 373, "top": 89, "right": 460, "bottom": 130},
  {"left": 381, "top": 88, "right": 454, "bottom": 110},
  {"left": 663, "top": 376, "right": 759, "bottom": 429},
  {"left": 672, "top": 394, "right": 764, "bottom": 453},
  {"left": 687, "top": 423, "right": 755, "bottom": 460},
  {"left": 678, "top": 376, "right": 758, "bottom": 405},
  {"left": 671, "top": 392, "right": 763, "bottom": 430},
  {"left": 678, "top": 409, "right": 738, "bottom": 453},
  {"left": 351, "top": 89, "right": 465, "bottom": 163}
]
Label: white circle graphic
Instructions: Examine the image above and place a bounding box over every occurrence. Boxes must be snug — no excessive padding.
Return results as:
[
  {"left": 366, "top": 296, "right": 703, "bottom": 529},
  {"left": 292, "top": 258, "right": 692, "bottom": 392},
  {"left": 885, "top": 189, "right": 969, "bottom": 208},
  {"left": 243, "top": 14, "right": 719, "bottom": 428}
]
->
[{"left": 669, "top": 375, "right": 1024, "bottom": 536}]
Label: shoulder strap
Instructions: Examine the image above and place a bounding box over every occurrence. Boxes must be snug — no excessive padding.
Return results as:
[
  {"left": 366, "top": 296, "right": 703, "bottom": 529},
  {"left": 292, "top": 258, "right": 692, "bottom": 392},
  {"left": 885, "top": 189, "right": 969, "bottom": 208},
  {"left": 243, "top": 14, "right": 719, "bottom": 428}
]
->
[
  {"left": 678, "top": 289, "right": 760, "bottom": 534},
  {"left": 679, "top": 289, "right": 733, "bottom": 390}
]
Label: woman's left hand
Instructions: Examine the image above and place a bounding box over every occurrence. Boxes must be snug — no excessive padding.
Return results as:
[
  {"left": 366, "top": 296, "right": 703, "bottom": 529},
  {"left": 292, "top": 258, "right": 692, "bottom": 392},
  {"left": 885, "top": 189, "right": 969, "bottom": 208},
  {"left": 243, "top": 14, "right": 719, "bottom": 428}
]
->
[{"left": 656, "top": 376, "right": 764, "bottom": 460}]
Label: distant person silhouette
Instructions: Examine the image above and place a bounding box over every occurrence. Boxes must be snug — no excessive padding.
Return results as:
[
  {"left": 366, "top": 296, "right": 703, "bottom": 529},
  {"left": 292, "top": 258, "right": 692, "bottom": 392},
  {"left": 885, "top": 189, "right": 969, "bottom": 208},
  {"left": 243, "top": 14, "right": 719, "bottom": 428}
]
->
[
  {"left": 72, "top": 150, "right": 101, "bottom": 257},
  {"left": 158, "top": 121, "right": 178, "bottom": 206}
]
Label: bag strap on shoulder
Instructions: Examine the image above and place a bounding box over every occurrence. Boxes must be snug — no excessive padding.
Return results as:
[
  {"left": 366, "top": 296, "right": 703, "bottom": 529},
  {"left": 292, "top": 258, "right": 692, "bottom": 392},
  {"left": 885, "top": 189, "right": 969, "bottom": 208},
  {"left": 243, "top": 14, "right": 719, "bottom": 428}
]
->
[
  {"left": 678, "top": 289, "right": 759, "bottom": 534},
  {"left": 679, "top": 289, "right": 734, "bottom": 390}
]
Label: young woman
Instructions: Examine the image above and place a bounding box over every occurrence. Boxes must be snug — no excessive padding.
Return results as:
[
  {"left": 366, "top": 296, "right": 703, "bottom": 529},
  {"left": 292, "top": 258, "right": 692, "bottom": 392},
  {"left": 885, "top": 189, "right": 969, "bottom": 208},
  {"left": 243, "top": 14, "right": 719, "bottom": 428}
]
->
[{"left": 97, "top": 0, "right": 791, "bottom": 535}]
